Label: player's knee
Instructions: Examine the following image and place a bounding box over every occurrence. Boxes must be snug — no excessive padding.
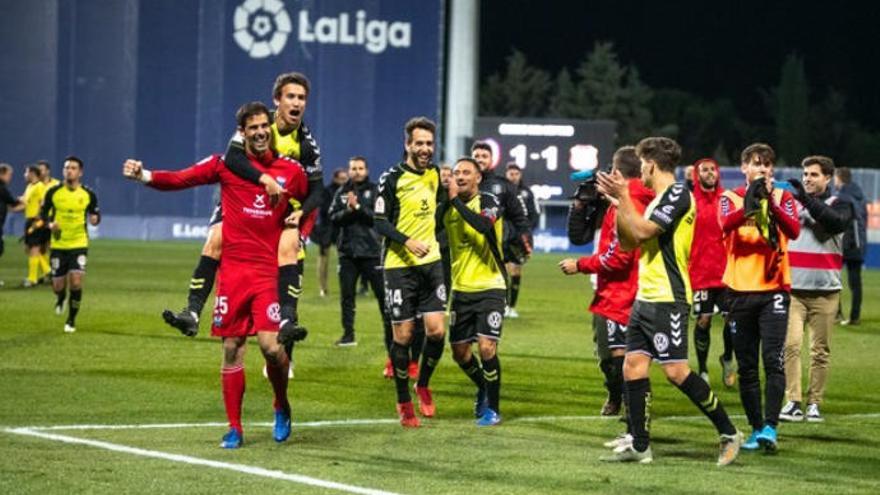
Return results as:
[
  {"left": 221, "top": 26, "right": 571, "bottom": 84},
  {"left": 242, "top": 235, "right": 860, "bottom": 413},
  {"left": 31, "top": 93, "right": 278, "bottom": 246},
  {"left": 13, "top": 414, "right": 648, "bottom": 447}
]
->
[
  {"left": 203, "top": 231, "right": 222, "bottom": 259},
  {"left": 478, "top": 340, "right": 497, "bottom": 361},
  {"left": 663, "top": 364, "right": 689, "bottom": 385},
  {"left": 451, "top": 345, "right": 470, "bottom": 363}
]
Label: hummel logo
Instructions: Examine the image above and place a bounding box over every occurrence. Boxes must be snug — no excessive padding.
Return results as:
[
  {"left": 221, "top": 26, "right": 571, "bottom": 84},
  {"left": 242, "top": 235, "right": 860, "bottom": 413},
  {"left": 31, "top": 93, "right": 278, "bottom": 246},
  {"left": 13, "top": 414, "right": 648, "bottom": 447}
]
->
[
  {"left": 671, "top": 328, "right": 682, "bottom": 338},
  {"left": 671, "top": 320, "right": 681, "bottom": 330},
  {"left": 672, "top": 337, "right": 683, "bottom": 346},
  {"left": 669, "top": 193, "right": 681, "bottom": 201},
  {"left": 671, "top": 312, "right": 681, "bottom": 321}
]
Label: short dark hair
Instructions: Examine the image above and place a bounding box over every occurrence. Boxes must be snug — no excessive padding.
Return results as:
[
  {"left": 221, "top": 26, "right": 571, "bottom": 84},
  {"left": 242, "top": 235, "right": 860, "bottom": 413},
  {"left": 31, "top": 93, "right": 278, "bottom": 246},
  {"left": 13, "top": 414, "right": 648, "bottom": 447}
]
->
[
  {"left": 635, "top": 137, "right": 681, "bottom": 173},
  {"left": 836, "top": 167, "right": 852, "bottom": 184},
  {"left": 455, "top": 157, "right": 480, "bottom": 171},
  {"left": 0, "top": 163, "right": 12, "bottom": 176},
  {"left": 272, "top": 72, "right": 311, "bottom": 99},
  {"left": 332, "top": 168, "right": 348, "bottom": 179},
  {"left": 26, "top": 165, "right": 41, "bottom": 178},
  {"left": 505, "top": 162, "right": 521, "bottom": 172},
  {"left": 471, "top": 141, "right": 492, "bottom": 155},
  {"left": 64, "top": 155, "right": 84, "bottom": 169},
  {"left": 349, "top": 156, "right": 368, "bottom": 168},
  {"left": 36, "top": 160, "right": 51, "bottom": 170},
  {"left": 404, "top": 117, "right": 436, "bottom": 143},
  {"left": 235, "top": 101, "right": 271, "bottom": 128},
  {"left": 741, "top": 143, "right": 776, "bottom": 165},
  {"left": 613, "top": 146, "right": 641, "bottom": 178},
  {"left": 802, "top": 155, "right": 835, "bottom": 177}
]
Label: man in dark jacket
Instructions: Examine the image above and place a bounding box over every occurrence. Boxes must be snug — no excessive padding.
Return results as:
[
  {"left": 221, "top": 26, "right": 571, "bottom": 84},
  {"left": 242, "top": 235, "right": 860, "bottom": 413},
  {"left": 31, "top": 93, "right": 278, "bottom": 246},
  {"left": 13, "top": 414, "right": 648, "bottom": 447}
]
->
[
  {"left": 504, "top": 163, "right": 540, "bottom": 318},
  {"left": 0, "top": 163, "right": 24, "bottom": 263},
  {"left": 316, "top": 168, "right": 349, "bottom": 297},
  {"left": 329, "top": 157, "right": 390, "bottom": 349},
  {"left": 834, "top": 167, "right": 868, "bottom": 325}
]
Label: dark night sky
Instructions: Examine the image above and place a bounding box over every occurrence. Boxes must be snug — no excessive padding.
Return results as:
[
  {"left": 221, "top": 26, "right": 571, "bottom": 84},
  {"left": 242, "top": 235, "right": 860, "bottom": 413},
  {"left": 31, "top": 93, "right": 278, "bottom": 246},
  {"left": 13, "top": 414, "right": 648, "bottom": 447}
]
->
[{"left": 480, "top": 1, "right": 880, "bottom": 128}]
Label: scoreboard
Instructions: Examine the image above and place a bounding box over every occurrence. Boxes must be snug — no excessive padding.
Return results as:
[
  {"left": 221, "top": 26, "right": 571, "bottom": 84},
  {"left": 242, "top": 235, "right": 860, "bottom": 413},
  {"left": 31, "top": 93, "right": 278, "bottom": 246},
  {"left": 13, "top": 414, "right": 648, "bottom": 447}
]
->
[{"left": 472, "top": 117, "right": 616, "bottom": 200}]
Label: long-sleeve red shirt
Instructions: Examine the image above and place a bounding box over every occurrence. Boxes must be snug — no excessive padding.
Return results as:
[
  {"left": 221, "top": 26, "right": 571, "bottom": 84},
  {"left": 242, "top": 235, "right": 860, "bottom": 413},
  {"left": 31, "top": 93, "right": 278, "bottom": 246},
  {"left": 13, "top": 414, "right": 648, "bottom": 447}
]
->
[{"left": 575, "top": 179, "right": 655, "bottom": 324}]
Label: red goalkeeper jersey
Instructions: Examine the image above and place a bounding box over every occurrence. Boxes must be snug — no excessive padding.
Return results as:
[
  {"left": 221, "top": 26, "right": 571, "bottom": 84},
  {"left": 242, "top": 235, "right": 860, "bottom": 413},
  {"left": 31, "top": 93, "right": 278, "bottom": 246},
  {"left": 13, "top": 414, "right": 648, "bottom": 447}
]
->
[{"left": 149, "top": 152, "right": 309, "bottom": 268}]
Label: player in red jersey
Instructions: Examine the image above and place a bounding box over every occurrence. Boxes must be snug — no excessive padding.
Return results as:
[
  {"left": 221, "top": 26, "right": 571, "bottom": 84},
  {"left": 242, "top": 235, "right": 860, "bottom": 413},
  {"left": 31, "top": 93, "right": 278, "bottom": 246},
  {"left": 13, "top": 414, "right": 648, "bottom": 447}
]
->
[
  {"left": 122, "top": 102, "right": 309, "bottom": 449},
  {"left": 688, "top": 159, "right": 736, "bottom": 387}
]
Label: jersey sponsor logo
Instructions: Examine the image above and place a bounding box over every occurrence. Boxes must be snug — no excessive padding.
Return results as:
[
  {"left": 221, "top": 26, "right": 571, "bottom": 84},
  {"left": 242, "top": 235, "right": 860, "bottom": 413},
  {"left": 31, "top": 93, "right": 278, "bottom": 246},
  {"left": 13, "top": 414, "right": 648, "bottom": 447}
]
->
[
  {"left": 242, "top": 193, "right": 274, "bottom": 218},
  {"left": 653, "top": 332, "right": 670, "bottom": 353},
  {"left": 266, "top": 302, "right": 281, "bottom": 323},
  {"left": 487, "top": 311, "right": 502, "bottom": 330},
  {"left": 232, "top": 0, "right": 412, "bottom": 59},
  {"left": 661, "top": 204, "right": 675, "bottom": 215}
]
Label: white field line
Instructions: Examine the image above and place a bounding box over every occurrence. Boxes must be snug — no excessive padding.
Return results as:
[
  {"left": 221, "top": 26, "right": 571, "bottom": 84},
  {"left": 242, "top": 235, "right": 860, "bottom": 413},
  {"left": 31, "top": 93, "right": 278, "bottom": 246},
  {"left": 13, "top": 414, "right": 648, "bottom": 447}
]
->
[
  {"left": 4, "top": 427, "right": 400, "bottom": 495},
  {"left": 6, "top": 412, "right": 880, "bottom": 432}
]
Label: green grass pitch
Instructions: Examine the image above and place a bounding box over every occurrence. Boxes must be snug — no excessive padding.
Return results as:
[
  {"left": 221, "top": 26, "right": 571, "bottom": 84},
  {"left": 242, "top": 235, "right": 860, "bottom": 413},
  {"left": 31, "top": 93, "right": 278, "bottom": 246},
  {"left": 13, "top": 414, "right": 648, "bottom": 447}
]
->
[{"left": 1, "top": 238, "right": 879, "bottom": 494}]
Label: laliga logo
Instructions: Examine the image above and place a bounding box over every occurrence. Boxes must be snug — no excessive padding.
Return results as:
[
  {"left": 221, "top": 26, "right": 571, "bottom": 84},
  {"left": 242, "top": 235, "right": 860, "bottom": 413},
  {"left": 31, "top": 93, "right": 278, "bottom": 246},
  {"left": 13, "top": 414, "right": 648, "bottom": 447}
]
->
[
  {"left": 233, "top": 0, "right": 292, "bottom": 59},
  {"left": 233, "top": 0, "right": 412, "bottom": 59}
]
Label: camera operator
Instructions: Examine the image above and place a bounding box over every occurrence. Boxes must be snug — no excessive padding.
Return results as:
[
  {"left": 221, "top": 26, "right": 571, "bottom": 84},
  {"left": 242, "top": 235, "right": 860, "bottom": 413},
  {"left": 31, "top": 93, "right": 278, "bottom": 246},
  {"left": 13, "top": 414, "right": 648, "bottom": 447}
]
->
[{"left": 559, "top": 146, "right": 655, "bottom": 418}]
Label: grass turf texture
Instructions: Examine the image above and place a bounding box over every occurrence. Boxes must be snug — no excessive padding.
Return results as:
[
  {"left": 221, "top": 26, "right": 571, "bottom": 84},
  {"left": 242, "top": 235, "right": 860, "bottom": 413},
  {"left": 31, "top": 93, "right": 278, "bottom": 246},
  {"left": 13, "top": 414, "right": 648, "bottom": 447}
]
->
[{"left": 1, "top": 238, "right": 879, "bottom": 494}]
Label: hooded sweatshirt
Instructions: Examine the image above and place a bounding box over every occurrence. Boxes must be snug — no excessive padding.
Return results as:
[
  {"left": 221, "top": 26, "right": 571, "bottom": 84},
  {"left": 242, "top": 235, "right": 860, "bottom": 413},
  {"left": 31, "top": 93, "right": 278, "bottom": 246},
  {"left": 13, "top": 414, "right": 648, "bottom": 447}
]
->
[
  {"left": 576, "top": 178, "right": 655, "bottom": 324},
  {"left": 688, "top": 159, "right": 727, "bottom": 290}
]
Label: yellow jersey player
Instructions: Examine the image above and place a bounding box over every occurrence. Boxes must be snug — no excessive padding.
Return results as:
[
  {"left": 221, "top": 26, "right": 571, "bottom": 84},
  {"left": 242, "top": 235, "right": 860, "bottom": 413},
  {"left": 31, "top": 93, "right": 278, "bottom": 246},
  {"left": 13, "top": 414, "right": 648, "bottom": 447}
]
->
[
  {"left": 596, "top": 137, "right": 742, "bottom": 466},
  {"left": 40, "top": 156, "right": 101, "bottom": 333},
  {"left": 22, "top": 165, "right": 50, "bottom": 286},
  {"left": 440, "top": 157, "right": 506, "bottom": 426},
  {"left": 164, "top": 73, "right": 318, "bottom": 365},
  {"left": 374, "top": 117, "right": 446, "bottom": 427}
]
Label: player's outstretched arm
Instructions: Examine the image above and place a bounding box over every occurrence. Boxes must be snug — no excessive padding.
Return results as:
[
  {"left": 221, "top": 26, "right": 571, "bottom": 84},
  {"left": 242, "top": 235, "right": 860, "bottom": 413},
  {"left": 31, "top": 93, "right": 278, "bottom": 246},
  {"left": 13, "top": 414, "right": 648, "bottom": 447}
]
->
[{"left": 123, "top": 156, "right": 221, "bottom": 191}]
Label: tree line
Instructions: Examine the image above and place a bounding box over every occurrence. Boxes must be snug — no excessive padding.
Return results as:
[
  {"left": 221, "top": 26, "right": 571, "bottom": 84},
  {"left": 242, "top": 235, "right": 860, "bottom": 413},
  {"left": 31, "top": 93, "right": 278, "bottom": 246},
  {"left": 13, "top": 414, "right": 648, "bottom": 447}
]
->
[{"left": 480, "top": 43, "right": 880, "bottom": 168}]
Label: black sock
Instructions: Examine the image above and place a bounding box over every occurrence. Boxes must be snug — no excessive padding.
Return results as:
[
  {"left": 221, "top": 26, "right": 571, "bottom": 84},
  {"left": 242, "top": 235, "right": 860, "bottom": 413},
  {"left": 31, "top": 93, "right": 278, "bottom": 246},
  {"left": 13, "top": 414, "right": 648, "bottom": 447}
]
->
[
  {"left": 608, "top": 356, "right": 624, "bottom": 404},
  {"left": 277, "top": 263, "right": 301, "bottom": 323},
  {"left": 55, "top": 289, "right": 66, "bottom": 308},
  {"left": 410, "top": 320, "right": 425, "bottom": 364},
  {"left": 390, "top": 342, "right": 411, "bottom": 403},
  {"left": 676, "top": 372, "right": 736, "bottom": 435},
  {"left": 188, "top": 256, "right": 219, "bottom": 315},
  {"left": 482, "top": 355, "right": 501, "bottom": 413},
  {"left": 382, "top": 316, "right": 393, "bottom": 354},
  {"left": 721, "top": 321, "right": 734, "bottom": 361},
  {"left": 509, "top": 275, "right": 521, "bottom": 308},
  {"left": 622, "top": 383, "right": 632, "bottom": 434},
  {"left": 694, "top": 321, "right": 711, "bottom": 374},
  {"left": 68, "top": 289, "right": 82, "bottom": 326},
  {"left": 458, "top": 355, "right": 485, "bottom": 389},
  {"left": 625, "top": 378, "right": 651, "bottom": 452},
  {"left": 416, "top": 337, "right": 444, "bottom": 388}
]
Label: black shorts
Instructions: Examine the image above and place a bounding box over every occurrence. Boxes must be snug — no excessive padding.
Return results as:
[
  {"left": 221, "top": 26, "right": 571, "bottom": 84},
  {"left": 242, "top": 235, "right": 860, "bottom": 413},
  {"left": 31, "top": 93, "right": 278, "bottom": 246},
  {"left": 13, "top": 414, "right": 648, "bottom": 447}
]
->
[
  {"left": 626, "top": 300, "right": 690, "bottom": 363},
  {"left": 383, "top": 261, "right": 447, "bottom": 323},
  {"left": 449, "top": 289, "right": 506, "bottom": 344},
  {"left": 50, "top": 248, "right": 88, "bottom": 278},
  {"left": 24, "top": 219, "right": 50, "bottom": 247},
  {"left": 606, "top": 318, "right": 628, "bottom": 349},
  {"left": 692, "top": 287, "right": 729, "bottom": 316},
  {"left": 209, "top": 202, "right": 223, "bottom": 226}
]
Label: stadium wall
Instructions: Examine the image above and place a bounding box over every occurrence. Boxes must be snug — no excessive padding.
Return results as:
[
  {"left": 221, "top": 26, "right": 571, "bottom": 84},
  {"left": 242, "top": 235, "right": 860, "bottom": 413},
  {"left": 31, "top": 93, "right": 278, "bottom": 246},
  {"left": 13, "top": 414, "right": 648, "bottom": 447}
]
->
[{"left": 0, "top": 0, "right": 444, "bottom": 217}]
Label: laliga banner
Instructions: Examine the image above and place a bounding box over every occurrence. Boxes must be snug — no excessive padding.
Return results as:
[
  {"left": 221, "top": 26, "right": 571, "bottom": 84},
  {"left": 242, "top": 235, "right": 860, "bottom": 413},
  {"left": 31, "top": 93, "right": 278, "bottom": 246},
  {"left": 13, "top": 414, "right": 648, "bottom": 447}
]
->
[{"left": 222, "top": 0, "right": 444, "bottom": 176}]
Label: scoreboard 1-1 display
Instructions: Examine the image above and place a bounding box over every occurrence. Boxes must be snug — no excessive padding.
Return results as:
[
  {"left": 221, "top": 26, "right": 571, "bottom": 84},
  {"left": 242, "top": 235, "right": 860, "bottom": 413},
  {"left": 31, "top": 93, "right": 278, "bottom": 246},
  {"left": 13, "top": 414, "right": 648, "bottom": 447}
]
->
[{"left": 472, "top": 117, "right": 616, "bottom": 200}]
